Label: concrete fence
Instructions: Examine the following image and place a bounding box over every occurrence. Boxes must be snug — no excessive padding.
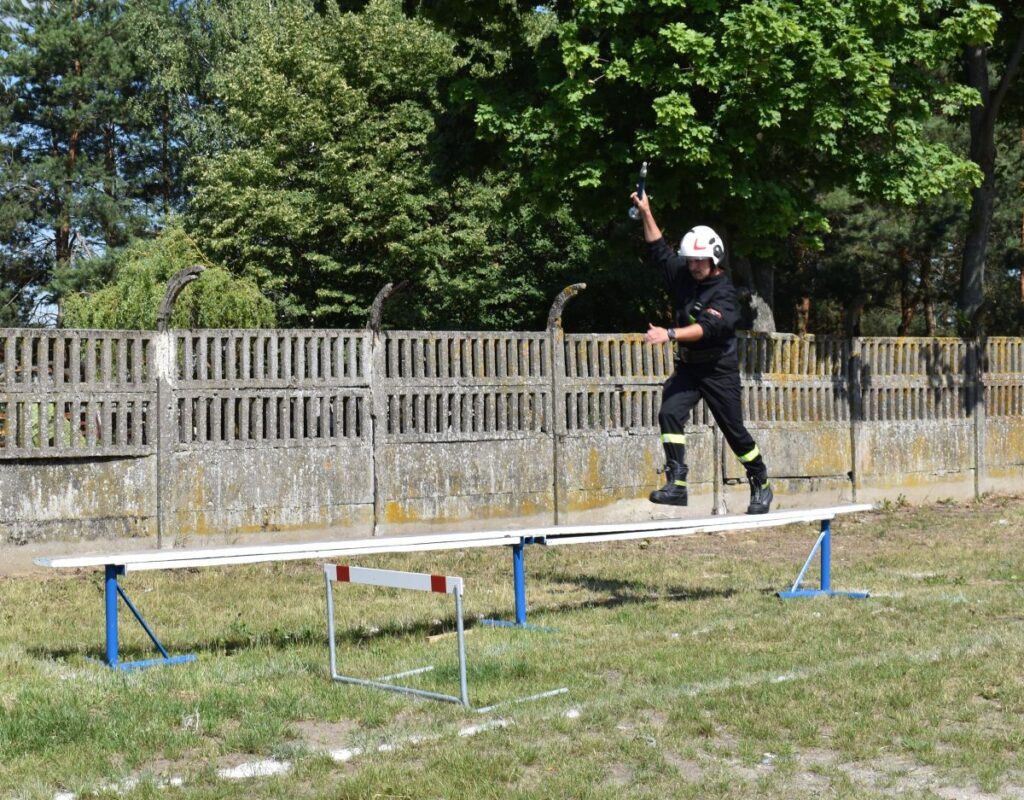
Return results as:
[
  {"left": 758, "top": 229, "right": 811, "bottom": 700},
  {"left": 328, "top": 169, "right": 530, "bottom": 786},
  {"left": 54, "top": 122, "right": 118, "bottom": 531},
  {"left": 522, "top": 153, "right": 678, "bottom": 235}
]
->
[{"left": 2, "top": 296, "right": 1022, "bottom": 547}]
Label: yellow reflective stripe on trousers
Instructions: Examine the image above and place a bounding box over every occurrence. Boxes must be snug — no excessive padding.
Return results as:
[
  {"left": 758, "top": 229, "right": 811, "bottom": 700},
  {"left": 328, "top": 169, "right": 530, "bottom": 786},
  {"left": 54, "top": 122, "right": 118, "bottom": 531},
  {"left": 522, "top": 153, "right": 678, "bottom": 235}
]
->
[
  {"left": 661, "top": 433, "right": 686, "bottom": 444},
  {"left": 738, "top": 445, "right": 760, "bottom": 463},
  {"left": 674, "top": 480, "right": 687, "bottom": 487}
]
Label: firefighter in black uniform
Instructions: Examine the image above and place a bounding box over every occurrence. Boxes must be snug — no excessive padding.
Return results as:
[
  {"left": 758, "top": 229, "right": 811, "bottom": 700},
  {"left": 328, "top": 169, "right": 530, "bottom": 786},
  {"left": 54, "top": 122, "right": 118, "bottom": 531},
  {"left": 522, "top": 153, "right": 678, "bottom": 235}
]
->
[{"left": 631, "top": 191, "right": 773, "bottom": 514}]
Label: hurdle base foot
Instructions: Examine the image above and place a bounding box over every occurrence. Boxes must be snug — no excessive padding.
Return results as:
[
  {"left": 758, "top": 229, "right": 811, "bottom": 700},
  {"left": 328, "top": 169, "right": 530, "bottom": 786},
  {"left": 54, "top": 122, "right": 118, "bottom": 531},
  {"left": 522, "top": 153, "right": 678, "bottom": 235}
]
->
[
  {"left": 107, "top": 654, "right": 198, "bottom": 671},
  {"left": 479, "top": 618, "right": 557, "bottom": 633},
  {"left": 777, "top": 589, "right": 869, "bottom": 600}
]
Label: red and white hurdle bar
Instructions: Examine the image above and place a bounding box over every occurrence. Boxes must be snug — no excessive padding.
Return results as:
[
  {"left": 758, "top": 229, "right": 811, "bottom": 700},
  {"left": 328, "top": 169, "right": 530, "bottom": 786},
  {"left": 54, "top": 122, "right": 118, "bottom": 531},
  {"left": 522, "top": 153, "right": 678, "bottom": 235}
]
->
[{"left": 325, "top": 564, "right": 470, "bottom": 707}]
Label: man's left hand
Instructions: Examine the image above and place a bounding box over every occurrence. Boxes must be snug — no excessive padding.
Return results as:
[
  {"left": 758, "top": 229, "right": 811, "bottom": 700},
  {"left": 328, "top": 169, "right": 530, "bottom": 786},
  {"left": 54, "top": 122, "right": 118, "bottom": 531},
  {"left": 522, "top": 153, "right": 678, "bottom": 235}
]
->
[{"left": 644, "top": 323, "right": 670, "bottom": 344}]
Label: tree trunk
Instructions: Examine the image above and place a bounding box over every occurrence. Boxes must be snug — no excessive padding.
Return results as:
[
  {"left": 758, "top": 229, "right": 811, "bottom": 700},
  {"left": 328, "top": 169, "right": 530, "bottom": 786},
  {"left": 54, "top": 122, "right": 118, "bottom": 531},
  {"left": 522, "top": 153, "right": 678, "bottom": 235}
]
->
[
  {"left": 960, "top": 45, "right": 996, "bottom": 330},
  {"left": 56, "top": 126, "right": 80, "bottom": 268},
  {"left": 731, "top": 255, "right": 776, "bottom": 332},
  {"left": 897, "top": 246, "right": 916, "bottom": 336},
  {"left": 919, "top": 254, "right": 935, "bottom": 336},
  {"left": 794, "top": 296, "right": 810, "bottom": 335},
  {"left": 960, "top": 27, "right": 1024, "bottom": 331},
  {"left": 57, "top": 45, "right": 83, "bottom": 270},
  {"left": 103, "top": 123, "right": 121, "bottom": 248},
  {"left": 162, "top": 95, "right": 172, "bottom": 215},
  {"left": 844, "top": 292, "right": 869, "bottom": 338}
]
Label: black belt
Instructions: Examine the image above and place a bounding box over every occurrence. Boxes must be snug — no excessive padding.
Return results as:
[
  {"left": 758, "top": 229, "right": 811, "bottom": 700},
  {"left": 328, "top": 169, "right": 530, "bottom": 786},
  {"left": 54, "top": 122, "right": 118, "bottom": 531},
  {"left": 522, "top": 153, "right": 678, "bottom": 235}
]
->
[{"left": 677, "top": 346, "right": 725, "bottom": 364}]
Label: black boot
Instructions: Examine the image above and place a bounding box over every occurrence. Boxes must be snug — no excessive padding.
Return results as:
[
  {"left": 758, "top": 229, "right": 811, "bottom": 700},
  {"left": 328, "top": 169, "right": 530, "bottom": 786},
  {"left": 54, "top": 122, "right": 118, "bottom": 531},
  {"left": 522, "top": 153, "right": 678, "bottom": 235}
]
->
[
  {"left": 747, "top": 475, "right": 773, "bottom": 514},
  {"left": 650, "top": 460, "right": 688, "bottom": 506}
]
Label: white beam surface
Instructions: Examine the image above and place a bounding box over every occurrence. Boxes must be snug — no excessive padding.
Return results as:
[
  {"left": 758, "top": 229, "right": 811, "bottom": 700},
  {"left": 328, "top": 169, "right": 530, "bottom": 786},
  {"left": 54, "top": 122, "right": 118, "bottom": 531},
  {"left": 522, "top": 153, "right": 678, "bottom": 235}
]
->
[
  {"left": 34, "top": 504, "right": 874, "bottom": 571},
  {"left": 541, "top": 505, "right": 874, "bottom": 547}
]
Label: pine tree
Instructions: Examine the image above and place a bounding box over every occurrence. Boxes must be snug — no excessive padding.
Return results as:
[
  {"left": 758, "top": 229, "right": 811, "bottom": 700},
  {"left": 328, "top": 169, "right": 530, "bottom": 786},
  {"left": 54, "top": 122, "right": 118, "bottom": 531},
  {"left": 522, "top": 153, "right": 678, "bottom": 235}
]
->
[{"left": 0, "top": 0, "right": 187, "bottom": 323}]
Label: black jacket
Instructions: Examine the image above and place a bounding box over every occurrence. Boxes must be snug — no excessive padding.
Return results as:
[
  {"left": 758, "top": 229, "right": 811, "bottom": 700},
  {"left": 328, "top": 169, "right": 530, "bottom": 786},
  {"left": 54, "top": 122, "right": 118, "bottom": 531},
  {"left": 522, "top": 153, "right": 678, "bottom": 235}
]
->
[{"left": 646, "top": 236, "right": 741, "bottom": 357}]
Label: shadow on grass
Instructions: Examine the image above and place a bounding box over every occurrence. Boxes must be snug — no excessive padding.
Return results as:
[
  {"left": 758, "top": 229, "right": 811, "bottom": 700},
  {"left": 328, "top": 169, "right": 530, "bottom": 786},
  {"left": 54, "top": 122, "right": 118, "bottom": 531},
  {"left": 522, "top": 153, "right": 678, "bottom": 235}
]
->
[
  {"left": 30, "top": 618, "right": 465, "bottom": 663},
  {"left": 30, "top": 577, "right": 736, "bottom": 663},
  {"left": 539, "top": 571, "right": 736, "bottom": 609},
  {"left": 467, "top": 573, "right": 737, "bottom": 628}
]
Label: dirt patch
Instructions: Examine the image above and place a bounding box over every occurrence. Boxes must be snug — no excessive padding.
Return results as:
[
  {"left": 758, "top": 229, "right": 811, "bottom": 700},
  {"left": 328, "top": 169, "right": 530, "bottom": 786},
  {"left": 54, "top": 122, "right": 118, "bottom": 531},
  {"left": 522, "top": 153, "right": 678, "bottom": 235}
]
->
[
  {"left": 838, "top": 753, "right": 925, "bottom": 788},
  {"left": 723, "top": 756, "right": 775, "bottom": 782},
  {"left": 830, "top": 755, "right": 1014, "bottom": 798},
  {"left": 795, "top": 747, "right": 840, "bottom": 768},
  {"left": 606, "top": 763, "right": 634, "bottom": 787},
  {"left": 790, "top": 770, "right": 831, "bottom": 792},
  {"left": 933, "top": 785, "right": 1015, "bottom": 800},
  {"left": 640, "top": 709, "right": 669, "bottom": 728},
  {"left": 290, "top": 719, "right": 360, "bottom": 754},
  {"left": 662, "top": 751, "right": 705, "bottom": 782}
]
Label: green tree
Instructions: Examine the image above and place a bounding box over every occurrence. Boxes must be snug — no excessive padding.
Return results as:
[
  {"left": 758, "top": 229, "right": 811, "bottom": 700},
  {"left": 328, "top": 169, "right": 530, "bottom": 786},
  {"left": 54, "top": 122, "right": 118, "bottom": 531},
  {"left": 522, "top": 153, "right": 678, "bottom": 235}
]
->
[
  {"left": 62, "top": 223, "right": 275, "bottom": 329},
  {"left": 435, "top": 0, "right": 997, "bottom": 330},
  {"left": 778, "top": 118, "right": 1024, "bottom": 338},
  {"left": 0, "top": 0, "right": 204, "bottom": 324},
  {"left": 185, "top": 0, "right": 590, "bottom": 329}
]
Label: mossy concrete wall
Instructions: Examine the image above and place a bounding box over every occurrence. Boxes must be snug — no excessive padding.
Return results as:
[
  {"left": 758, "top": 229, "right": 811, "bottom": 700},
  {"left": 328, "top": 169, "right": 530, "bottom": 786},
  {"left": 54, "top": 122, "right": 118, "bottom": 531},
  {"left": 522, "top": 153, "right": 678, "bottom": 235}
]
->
[{"left": 2, "top": 329, "right": 1021, "bottom": 548}]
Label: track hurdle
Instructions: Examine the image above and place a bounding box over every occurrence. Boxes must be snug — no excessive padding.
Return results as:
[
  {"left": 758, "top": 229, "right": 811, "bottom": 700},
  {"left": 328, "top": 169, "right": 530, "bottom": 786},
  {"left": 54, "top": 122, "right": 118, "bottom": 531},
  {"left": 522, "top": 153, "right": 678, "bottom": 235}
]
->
[
  {"left": 324, "top": 564, "right": 569, "bottom": 712},
  {"left": 325, "top": 564, "right": 470, "bottom": 707}
]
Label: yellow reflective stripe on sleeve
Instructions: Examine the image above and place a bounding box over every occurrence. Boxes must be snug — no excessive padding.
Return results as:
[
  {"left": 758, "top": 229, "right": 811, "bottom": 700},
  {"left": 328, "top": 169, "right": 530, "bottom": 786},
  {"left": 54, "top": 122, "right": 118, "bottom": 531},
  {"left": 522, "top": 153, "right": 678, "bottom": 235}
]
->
[
  {"left": 674, "top": 480, "right": 687, "bottom": 487},
  {"left": 738, "top": 446, "right": 760, "bottom": 463},
  {"left": 661, "top": 433, "right": 687, "bottom": 444}
]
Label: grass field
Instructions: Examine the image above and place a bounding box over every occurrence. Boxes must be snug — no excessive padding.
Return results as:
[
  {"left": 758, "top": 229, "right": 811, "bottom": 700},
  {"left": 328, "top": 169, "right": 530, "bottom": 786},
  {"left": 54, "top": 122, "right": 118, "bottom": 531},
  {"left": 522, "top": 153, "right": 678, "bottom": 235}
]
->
[{"left": 2, "top": 495, "right": 1023, "bottom": 799}]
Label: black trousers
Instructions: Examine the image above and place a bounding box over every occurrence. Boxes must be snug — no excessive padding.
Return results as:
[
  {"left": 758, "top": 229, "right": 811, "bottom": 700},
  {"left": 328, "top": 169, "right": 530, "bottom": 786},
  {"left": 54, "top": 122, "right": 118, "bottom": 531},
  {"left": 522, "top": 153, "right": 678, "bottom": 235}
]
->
[{"left": 657, "top": 357, "right": 767, "bottom": 483}]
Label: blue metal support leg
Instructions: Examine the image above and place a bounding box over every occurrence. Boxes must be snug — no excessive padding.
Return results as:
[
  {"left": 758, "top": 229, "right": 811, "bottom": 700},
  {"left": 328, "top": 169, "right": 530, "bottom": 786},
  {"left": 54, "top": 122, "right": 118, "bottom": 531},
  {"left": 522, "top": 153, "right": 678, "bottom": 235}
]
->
[
  {"left": 105, "top": 565, "right": 121, "bottom": 667},
  {"left": 480, "top": 538, "right": 555, "bottom": 631},
  {"left": 777, "top": 520, "right": 869, "bottom": 599},
  {"left": 513, "top": 541, "right": 527, "bottom": 625},
  {"left": 103, "top": 564, "right": 197, "bottom": 670}
]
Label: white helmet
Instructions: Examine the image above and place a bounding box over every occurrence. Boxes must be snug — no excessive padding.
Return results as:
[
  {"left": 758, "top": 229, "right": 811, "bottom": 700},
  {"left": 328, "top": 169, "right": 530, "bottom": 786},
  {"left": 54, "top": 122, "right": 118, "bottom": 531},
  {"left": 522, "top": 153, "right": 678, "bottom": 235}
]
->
[{"left": 678, "top": 225, "right": 725, "bottom": 266}]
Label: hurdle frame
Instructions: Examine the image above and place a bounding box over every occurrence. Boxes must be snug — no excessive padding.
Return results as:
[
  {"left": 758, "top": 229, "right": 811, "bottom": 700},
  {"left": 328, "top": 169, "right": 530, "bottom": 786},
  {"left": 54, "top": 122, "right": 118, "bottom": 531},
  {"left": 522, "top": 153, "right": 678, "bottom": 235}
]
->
[
  {"left": 325, "top": 564, "right": 470, "bottom": 707},
  {"left": 480, "top": 536, "right": 553, "bottom": 630}
]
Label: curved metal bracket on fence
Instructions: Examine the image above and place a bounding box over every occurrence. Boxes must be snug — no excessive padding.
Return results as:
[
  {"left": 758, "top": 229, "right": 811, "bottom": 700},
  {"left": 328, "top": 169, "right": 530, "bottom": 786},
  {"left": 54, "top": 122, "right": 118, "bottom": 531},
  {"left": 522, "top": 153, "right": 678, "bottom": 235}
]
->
[
  {"left": 546, "top": 283, "right": 585, "bottom": 526},
  {"left": 546, "top": 283, "right": 587, "bottom": 332},
  {"left": 157, "top": 266, "right": 205, "bottom": 332},
  {"left": 366, "top": 281, "right": 409, "bottom": 334}
]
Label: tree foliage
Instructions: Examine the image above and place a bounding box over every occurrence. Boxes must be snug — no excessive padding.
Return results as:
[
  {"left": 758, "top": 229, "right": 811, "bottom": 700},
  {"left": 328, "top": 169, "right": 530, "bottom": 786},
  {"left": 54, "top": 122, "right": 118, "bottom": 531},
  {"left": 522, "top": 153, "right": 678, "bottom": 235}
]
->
[
  {"left": 184, "top": 0, "right": 592, "bottom": 329},
  {"left": 62, "top": 224, "right": 275, "bottom": 329},
  {"left": 2, "top": 0, "right": 1022, "bottom": 335},
  {"left": 450, "top": 1, "right": 993, "bottom": 245},
  {"left": 0, "top": 0, "right": 197, "bottom": 318}
]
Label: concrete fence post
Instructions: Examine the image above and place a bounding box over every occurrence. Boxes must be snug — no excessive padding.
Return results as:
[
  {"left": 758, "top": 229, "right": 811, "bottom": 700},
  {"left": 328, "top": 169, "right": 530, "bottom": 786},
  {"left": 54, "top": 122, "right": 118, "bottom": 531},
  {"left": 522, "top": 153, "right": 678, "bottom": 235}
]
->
[
  {"left": 546, "top": 283, "right": 586, "bottom": 525},
  {"left": 969, "top": 337, "right": 987, "bottom": 500},
  {"left": 366, "top": 282, "right": 407, "bottom": 536},
  {"left": 713, "top": 422, "right": 725, "bottom": 514},
  {"left": 847, "top": 337, "right": 864, "bottom": 503},
  {"left": 155, "top": 266, "right": 204, "bottom": 547}
]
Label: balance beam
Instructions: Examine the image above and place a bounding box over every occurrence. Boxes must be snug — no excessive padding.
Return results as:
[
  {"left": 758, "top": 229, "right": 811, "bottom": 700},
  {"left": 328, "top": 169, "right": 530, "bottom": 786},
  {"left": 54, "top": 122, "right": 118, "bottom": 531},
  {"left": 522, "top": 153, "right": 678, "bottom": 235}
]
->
[
  {"left": 478, "top": 504, "right": 874, "bottom": 628},
  {"left": 34, "top": 504, "right": 873, "bottom": 669}
]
